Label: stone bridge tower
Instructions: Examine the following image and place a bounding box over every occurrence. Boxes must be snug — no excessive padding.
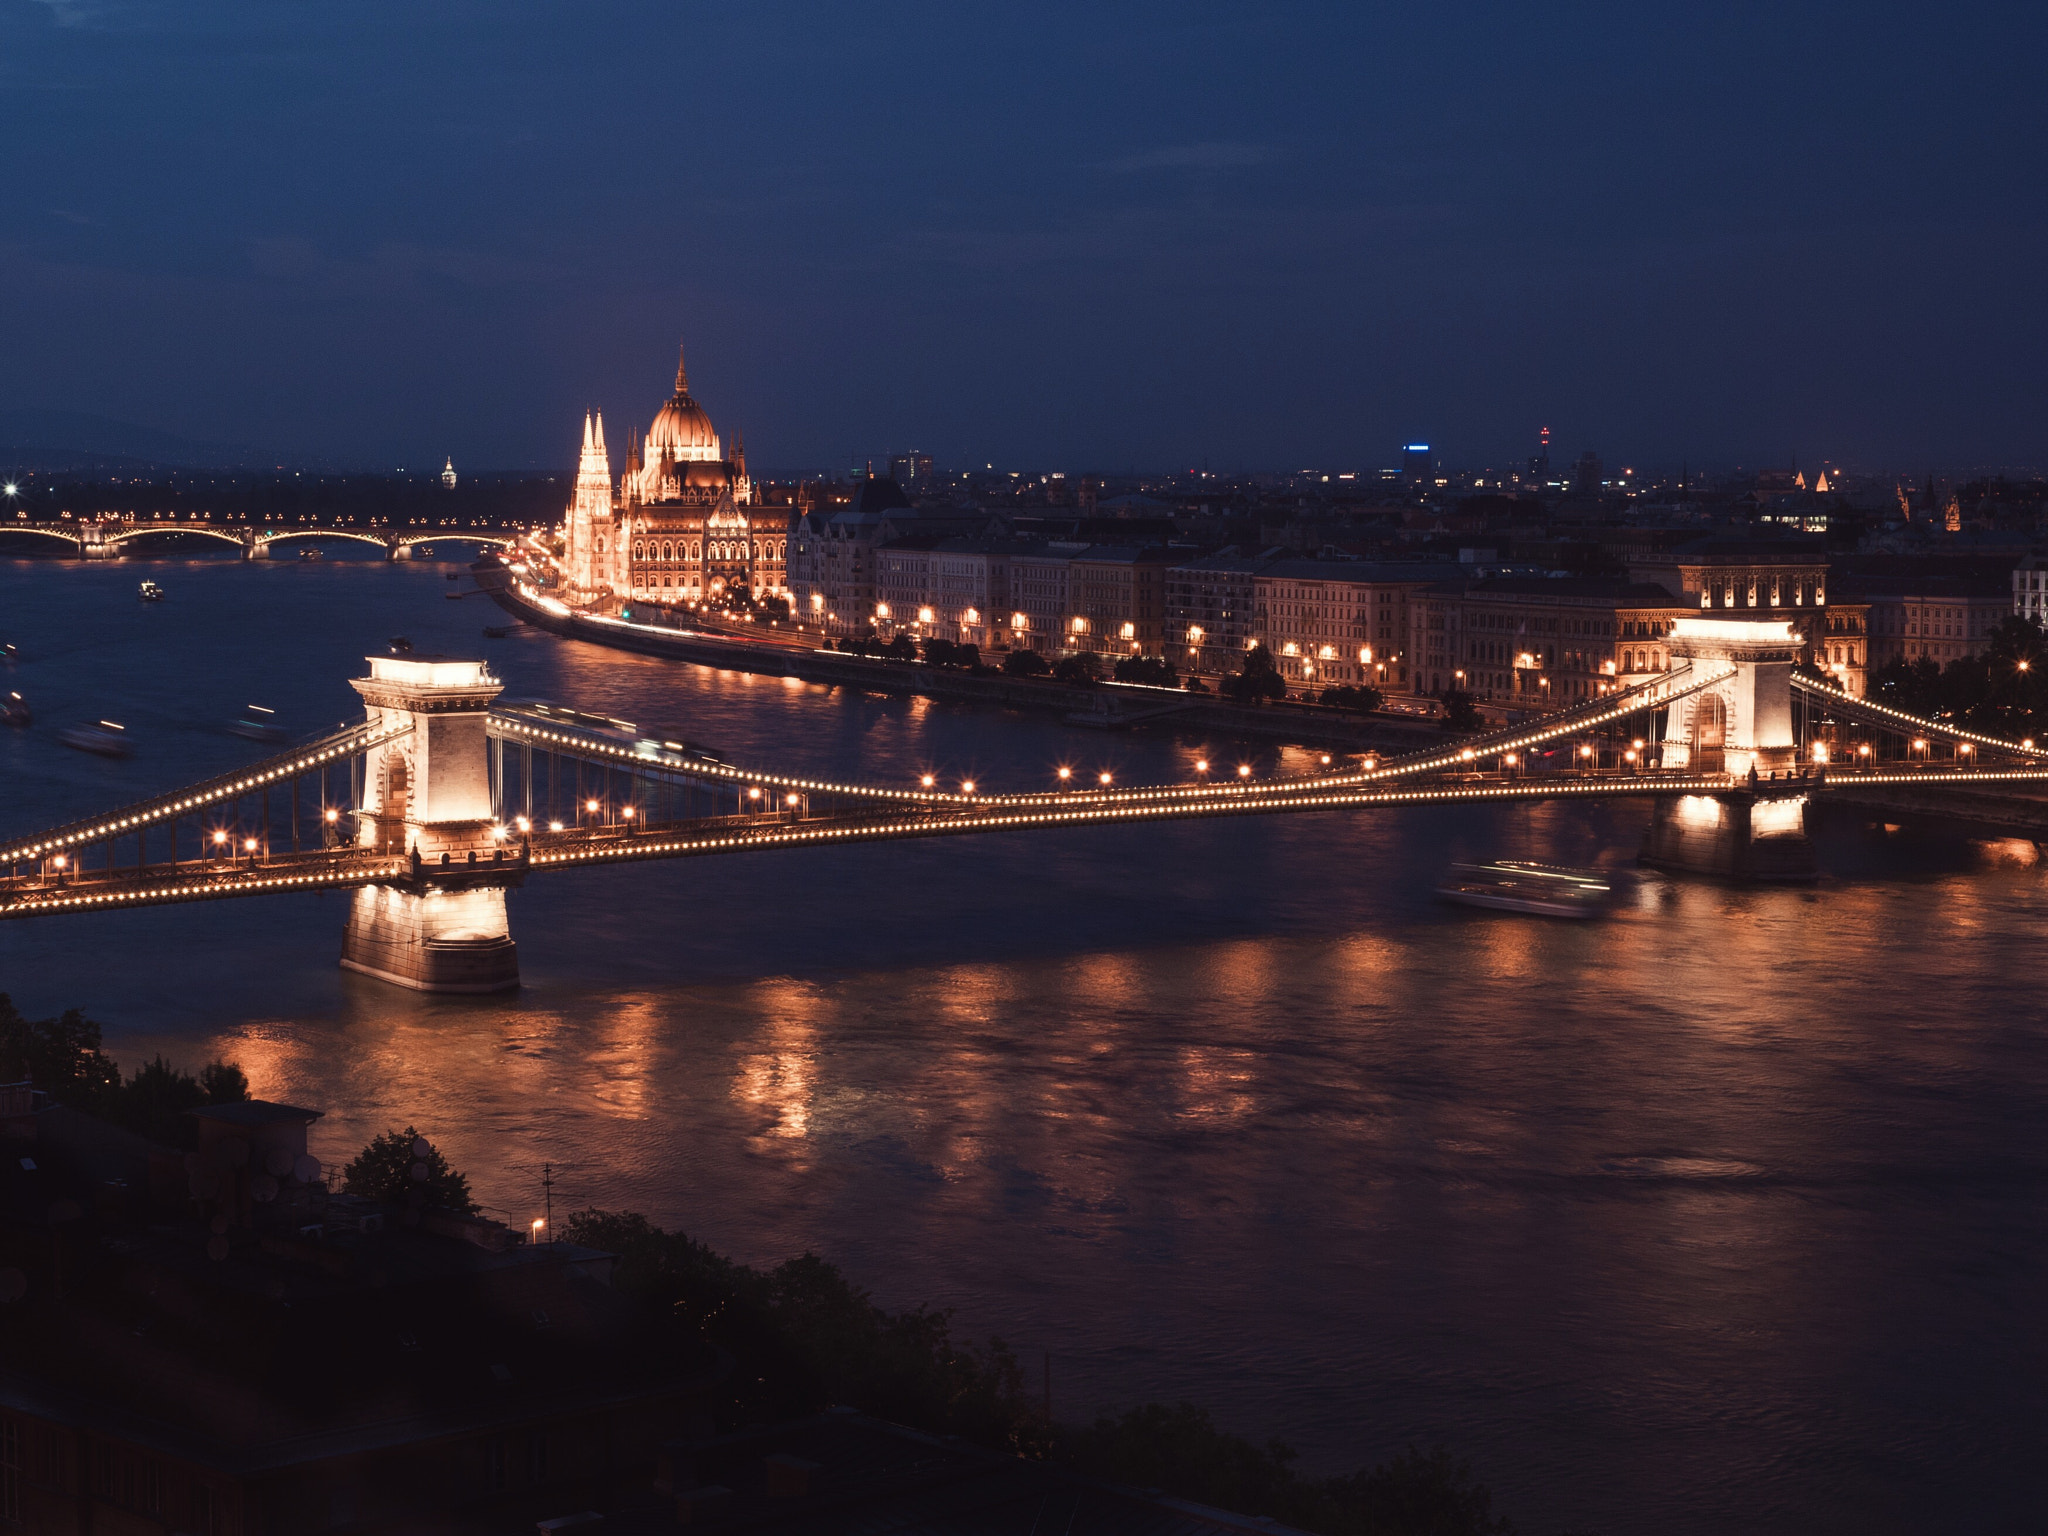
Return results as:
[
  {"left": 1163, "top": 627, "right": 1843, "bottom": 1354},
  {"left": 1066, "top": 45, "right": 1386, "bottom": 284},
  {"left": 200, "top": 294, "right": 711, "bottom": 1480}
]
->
[
  {"left": 339, "top": 655, "right": 522, "bottom": 992},
  {"left": 1642, "top": 616, "right": 1816, "bottom": 880}
]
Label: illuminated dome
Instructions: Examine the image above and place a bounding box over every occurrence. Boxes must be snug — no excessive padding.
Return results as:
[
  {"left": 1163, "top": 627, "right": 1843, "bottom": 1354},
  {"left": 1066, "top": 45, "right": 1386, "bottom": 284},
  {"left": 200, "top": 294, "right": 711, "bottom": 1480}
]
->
[{"left": 646, "top": 340, "right": 721, "bottom": 463}]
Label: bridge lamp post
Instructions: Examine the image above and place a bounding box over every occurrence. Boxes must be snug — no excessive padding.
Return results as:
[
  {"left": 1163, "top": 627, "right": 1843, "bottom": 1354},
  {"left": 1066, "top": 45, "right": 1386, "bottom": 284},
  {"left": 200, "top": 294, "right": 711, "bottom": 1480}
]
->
[
  {"left": 1237, "top": 763, "right": 1252, "bottom": 779},
  {"left": 1098, "top": 772, "right": 1112, "bottom": 786},
  {"left": 1057, "top": 766, "right": 1073, "bottom": 784},
  {"left": 548, "top": 820, "right": 565, "bottom": 833},
  {"left": 920, "top": 774, "right": 936, "bottom": 790},
  {"left": 1194, "top": 760, "right": 1208, "bottom": 775},
  {"left": 212, "top": 828, "right": 229, "bottom": 860},
  {"left": 961, "top": 780, "right": 976, "bottom": 796}
]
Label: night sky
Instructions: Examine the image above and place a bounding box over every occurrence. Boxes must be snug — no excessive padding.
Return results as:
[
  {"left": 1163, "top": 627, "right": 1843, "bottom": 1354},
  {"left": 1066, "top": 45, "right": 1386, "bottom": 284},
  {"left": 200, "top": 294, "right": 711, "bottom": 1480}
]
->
[{"left": 3, "top": 1, "right": 2044, "bottom": 472}]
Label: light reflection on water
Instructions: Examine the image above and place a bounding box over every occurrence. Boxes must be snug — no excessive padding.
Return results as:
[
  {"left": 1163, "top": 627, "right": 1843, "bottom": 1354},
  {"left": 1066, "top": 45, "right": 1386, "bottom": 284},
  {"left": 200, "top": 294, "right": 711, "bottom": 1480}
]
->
[{"left": 1, "top": 557, "right": 2045, "bottom": 1536}]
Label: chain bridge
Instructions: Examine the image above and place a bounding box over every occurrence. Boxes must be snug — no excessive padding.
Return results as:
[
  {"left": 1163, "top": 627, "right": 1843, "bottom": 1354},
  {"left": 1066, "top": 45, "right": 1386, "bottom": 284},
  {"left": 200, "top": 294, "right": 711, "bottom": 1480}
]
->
[
  {"left": 5, "top": 517, "right": 520, "bottom": 560},
  {"left": 4, "top": 617, "right": 2044, "bottom": 991}
]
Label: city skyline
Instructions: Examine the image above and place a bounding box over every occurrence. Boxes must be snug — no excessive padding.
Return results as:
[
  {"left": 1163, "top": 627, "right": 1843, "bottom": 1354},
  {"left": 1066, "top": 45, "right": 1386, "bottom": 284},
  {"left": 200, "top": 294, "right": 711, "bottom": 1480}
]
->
[{"left": 4, "top": 2, "right": 2045, "bottom": 471}]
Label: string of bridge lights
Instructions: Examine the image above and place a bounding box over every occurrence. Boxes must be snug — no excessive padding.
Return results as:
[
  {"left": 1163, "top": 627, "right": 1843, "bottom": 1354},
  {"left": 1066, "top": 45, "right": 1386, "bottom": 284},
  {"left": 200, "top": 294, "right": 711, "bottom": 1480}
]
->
[
  {"left": 1790, "top": 674, "right": 2036, "bottom": 754},
  {"left": 0, "top": 721, "right": 413, "bottom": 867}
]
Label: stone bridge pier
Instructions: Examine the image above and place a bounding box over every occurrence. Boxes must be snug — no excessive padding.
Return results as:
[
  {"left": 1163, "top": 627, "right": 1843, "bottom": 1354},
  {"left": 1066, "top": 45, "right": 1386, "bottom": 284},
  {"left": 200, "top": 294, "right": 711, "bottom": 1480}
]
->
[
  {"left": 1642, "top": 616, "right": 1817, "bottom": 880},
  {"left": 339, "top": 656, "right": 522, "bottom": 992}
]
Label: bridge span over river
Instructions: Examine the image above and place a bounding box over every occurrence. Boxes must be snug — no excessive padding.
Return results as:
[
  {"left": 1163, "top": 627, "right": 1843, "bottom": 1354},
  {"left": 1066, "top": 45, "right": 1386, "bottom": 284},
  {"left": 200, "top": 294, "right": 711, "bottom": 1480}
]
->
[
  {"left": 5, "top": 516, "right": 520, "bottom": 560},
  {"left": 5, "top": 617, "right": 2044, "bottom": 990}
]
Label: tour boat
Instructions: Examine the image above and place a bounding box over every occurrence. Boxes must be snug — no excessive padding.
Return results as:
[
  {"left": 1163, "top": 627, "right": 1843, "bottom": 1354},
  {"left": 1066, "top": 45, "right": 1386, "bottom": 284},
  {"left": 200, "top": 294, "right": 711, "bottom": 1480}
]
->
[
  {"left": 298, "top": 547, "right": 325, "bottom": 560},
  {"left": 1434, "top": 860, "right": 1615, "bottom": 919},
  {"left": 2, "top": 692, "right": 27, "bottom": 727},
  {"left": 137, "top": 581, "right": 165, "bottom": 602},
  {"left": 58, "top": 720, "right": 132, "bottom": 757},
  {"left": 228, "top": 705, "right": 289, "bottom": 743}
]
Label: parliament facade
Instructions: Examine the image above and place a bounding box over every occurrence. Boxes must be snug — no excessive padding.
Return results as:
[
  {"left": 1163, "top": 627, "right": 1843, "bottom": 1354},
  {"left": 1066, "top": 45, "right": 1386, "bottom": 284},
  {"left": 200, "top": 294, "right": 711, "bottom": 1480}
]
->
[{"left": 562, "top": 342, "right": 788, "bottom": 607}]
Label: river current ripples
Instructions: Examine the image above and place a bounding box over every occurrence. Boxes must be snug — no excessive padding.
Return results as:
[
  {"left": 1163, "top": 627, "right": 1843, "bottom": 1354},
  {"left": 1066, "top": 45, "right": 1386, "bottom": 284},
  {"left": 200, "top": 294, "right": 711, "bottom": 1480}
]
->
[{"left": 1, "top": 553, "right": 2043, "bottom": 1535}]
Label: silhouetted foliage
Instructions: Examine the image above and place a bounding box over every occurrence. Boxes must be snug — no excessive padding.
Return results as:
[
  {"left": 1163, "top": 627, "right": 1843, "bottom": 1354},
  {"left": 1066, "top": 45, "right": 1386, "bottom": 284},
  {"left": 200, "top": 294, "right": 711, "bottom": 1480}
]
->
[
  {"left": 562, "top": 1210, "right": 1543, "bottom": 1536},
  {"left": 1053, "top": 653, "right": 1101, "bottom": 685},
  {"left": 1113, "top": 654, "right": 1179, "bottom": 687},
  {"left": 1184, "top": 673, "right": 1211, "bottom": 693},
  {"left": 1866, "top": 616, "right": 2048, "bottom": 738},
  {"left": 0, "top": 997, "right": 252, "bottom": 1148},
  {"left": 885, "top": 633, "right": 917, "bottom": 661},
  {"left": 0, "top": 994, "right": 120, "bottom": 1104},
  {"left": 102, "top": 1053, "right": 251, "bottom": 1147},
  {"left": 920, "top": 637, "right": 981, "bottom": 670},
  {"left": 563, "top": 1210, "right": 1041, "bottom": 1450},
  {"left": 1438, "top": 688, "right": 1482, "bottom": 730},
  {"left": 341, "top": 1126, "right": 477, "bottom": 1213},
  {"left": 1002, "top": 648, "right": 1051, "bottom": 676},
  {"left": 1319, "top": 684, "right": 1384, "bottom": 713},
  {"left": 1219, "top": 643, "right": 1289, "bottom": 702}
]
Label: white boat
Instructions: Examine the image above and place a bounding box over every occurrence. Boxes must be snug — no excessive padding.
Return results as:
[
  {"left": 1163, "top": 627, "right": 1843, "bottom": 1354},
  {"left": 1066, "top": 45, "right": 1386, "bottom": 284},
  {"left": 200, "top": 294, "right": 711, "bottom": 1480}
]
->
[
  {"left": 1435, "top": 860, "right": 1615, "bottom": 919},
  {"left": 59, "top": 720, "right": 132, "bottom": 757},
  {"left": 138, "top": 581, "right": 165, "bottom": 602},
  {"left": 228, "top": 705, "right": 289, "bottom": 743}
]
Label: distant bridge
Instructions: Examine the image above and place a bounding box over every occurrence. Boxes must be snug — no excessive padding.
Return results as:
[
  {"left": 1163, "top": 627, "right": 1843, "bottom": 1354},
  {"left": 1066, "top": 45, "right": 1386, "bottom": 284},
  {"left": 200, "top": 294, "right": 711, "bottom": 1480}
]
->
[
  {"left": 2, "top": 516, "right": 523, "bottom": 560},
  {"left": 3, "top": 624, "right": 2044, "bottom": 991}
]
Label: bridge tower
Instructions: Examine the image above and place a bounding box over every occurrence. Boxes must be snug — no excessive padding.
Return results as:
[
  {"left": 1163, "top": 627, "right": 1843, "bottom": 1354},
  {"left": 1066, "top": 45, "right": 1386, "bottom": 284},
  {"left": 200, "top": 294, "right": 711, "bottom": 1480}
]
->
[
  {"left": 1642, "top": 616, "right": 1816, "bottom": 879},
  {"left": 338, "top": 655, "right": 522, "bottom": 992}
]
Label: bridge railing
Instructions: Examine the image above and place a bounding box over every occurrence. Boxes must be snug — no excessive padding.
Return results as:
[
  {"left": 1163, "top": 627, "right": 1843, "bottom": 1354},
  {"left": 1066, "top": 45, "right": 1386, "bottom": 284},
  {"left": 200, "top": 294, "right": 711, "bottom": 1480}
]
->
[
  {"left": 0, "top": 719, "right": 408, "bottom": 870},
  {"left": 1791, "top": 673, "right": 2040, "bottom": 758},
  {"left": 1346, "top": 662, "right": 1733, "bottom": 785}
]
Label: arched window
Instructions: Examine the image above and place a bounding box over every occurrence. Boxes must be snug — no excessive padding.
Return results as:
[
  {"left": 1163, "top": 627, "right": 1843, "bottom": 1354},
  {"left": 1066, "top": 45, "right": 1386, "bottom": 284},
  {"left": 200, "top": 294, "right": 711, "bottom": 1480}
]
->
[
  {"left": 633, "top": 542, "right": 644, "bottom": 560},
  {"left": 663, "top": 542, "right": 673, "bottom": 561}
]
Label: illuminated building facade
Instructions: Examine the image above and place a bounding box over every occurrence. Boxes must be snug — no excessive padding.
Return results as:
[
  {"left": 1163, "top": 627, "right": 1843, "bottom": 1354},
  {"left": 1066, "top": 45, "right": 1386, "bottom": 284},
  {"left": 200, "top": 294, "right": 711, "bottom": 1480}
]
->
[{"left": 561, "top": 342, "right": 787, "bottom": 608}]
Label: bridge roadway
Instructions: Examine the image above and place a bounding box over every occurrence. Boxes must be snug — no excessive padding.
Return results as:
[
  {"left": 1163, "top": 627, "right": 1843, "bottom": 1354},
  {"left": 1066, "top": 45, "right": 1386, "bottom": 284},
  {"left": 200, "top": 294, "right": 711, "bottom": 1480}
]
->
[
  {"left": 9, "top": 758, "right": 2048, "bottom": 922},
  {"left": 4, "top": 518, "right": 524, "bottom": 559}
]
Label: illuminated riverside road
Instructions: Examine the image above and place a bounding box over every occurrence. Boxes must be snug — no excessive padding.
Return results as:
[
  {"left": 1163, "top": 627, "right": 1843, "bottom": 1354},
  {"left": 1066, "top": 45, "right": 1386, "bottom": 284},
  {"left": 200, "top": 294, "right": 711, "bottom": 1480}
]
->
[{"left": 2, "top": 553, "right": 2045, "bottom": 1536}]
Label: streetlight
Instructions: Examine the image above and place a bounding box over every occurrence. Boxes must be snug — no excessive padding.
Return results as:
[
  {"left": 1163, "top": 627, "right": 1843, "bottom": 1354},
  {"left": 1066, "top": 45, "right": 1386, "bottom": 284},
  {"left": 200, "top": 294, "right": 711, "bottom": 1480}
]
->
[
  {"left": 1098, "top": 771, "right": 1113, "bottom": 786},
  {"left": 585, "top": 798, "right": 600, "bottom": 815},
  {"left": 920, "top": 773, "right": 936, "bottom": 789},
  {"left": 1237, "top": 763, "right": 1252, "bottom": 778},
  {"left": 1194, "top": 759, "right": 1208, "bottom": 774},
  {"left": 961, "top": 780, "right": 976, "bottom": 795},
  {"left": 1056, "top": 766, "right": 1072, "bottom": 782}
]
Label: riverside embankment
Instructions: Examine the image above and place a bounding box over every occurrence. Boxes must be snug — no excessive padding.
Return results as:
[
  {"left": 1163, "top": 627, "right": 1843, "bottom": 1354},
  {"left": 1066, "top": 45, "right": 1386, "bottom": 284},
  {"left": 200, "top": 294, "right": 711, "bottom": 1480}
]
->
[{"left": 475, "top": 563, "right": 1454, "bottom": 755}]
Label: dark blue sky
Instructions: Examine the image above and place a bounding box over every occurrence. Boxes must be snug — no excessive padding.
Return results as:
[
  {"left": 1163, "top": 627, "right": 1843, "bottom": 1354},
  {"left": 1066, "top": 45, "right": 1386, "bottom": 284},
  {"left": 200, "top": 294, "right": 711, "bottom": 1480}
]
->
[{"left": 3, "top": 0, "right": 2044, "bottom": 473}]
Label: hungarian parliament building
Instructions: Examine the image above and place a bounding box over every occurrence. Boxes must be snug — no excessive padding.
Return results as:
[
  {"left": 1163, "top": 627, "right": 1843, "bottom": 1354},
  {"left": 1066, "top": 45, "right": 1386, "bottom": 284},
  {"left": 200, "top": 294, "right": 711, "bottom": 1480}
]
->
[{"left": 561, "top": 342, "right": 788, "bottom": 606}]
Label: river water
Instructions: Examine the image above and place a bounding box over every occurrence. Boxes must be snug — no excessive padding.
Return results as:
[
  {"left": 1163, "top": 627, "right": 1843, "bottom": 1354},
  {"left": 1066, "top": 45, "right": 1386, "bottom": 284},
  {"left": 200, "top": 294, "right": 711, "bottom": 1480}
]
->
[{"left": 1, "top": 552, "right": 2043, "bottom": 1536}]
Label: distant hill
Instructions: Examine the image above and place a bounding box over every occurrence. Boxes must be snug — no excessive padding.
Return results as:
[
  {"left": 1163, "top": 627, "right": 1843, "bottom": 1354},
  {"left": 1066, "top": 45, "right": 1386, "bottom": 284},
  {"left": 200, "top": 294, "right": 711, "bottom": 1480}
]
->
[{"left": 0, "top": 410, "right": 284, "bottom": 471}]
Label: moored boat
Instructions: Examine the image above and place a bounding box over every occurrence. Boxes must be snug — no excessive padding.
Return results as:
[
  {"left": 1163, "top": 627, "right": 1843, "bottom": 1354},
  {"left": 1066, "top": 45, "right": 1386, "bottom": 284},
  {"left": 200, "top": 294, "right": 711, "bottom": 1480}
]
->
[
  {"left": 59, "top": 720, "right": 132, "bottom": 757},
  {"left": 1434, "top": 860, "right": 1615, "bottom": 919}
]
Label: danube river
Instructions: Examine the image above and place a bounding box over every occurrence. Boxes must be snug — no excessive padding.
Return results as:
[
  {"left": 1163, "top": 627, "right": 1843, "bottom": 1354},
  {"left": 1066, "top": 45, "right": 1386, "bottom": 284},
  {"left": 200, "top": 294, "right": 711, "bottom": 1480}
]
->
[{"left": 2, "top": 553, "right": 2043, "bottom": 1536}]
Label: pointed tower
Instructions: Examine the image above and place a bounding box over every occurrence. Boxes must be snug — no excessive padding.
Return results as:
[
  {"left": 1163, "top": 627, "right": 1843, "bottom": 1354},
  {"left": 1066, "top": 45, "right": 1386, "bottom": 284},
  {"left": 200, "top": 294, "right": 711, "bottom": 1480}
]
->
[{"left": 565, "top": 410, "right": 617, "bottom": 596}]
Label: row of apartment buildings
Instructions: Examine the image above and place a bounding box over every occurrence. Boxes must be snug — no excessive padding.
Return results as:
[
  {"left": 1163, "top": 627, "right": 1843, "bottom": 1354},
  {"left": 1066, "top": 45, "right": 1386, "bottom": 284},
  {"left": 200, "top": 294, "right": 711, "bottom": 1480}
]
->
[{"left": 787, "top": 499, "right": 2035, "bottom": 706}]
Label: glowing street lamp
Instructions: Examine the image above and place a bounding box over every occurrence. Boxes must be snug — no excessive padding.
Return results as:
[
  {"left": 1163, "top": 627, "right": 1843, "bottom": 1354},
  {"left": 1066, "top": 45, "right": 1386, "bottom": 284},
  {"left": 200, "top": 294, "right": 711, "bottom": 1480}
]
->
[
  {"left": 1098, "top": 772, "right": 1112, "bottom": 786},
  {"left": 1237, "top": 763, "right": 1252, "bottom": 778},
  {"left": 1194, "top": 759, "right": 1209, "bottom": 774},
  {"left": 920, "top": 774, "right": 936, "bottom": 789},
  {"left": 1056, "top": 766, "right": 1072, "bottom": 782},
  {"left": 961, "top": 780, "right": 976, "bottom": 795}
]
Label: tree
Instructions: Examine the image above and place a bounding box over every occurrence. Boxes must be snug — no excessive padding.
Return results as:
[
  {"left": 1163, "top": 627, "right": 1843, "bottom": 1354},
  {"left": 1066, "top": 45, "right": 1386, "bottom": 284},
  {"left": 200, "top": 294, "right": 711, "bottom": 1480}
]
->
[
  {"left": 1221, "top": 647, "right": 1286, "bottom": 703},
  {"left": 1319, "top": 684, "right": 1383, "bottom": 714},
  {"left": 1438, "top": 688, "right": 1482, "bottom": 730},
  {"left": 885, "top": 633, "right": 917, "bottom": 661},
  {"left": 341, "top": 1126, "right": 477, "bottom": 1213},
  {"left": 103, "top": 1054, "right": 249, "bottom": 1146},
  {"left": 922, "top": 636, "right": 961, "bottom": 667},
  {"left": 0, "top": 995, "right": 120, "bottom": 1105},
  {"left": 1054, "top": 653, "right": 1101, "bottom": 685},
  {"left": 1002, "top": 648, "right": 1050, "bottom": 677},
  {"left": 1113, "top": 654, "right": 1179, "bottom": 687}
]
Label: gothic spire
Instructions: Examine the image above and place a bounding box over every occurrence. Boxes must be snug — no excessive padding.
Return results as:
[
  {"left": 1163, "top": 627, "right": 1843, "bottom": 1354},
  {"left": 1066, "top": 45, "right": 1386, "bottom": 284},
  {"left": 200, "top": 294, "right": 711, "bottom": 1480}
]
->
[
  {"left": 593, "top": 410, "right": 606, "bottom": 453},
  {"left": 582, "top": 411, "right": 593, "bottom": 453},
  {"left": 675, "top": 338, "right": 689, "bottom": 396}
]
